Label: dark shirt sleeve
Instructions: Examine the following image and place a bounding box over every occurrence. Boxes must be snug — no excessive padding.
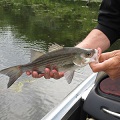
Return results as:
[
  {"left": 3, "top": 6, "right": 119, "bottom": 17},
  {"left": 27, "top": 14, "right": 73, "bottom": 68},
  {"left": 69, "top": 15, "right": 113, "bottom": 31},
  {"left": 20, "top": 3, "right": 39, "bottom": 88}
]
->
[{"left": 95, "top": 0, "right": 120, "bottom": 45}]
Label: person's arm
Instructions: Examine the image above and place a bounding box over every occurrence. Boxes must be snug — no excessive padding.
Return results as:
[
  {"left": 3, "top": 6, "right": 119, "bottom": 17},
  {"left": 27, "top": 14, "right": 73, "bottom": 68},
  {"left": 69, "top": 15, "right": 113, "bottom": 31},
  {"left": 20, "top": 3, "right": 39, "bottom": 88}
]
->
[
  {"left": 78, "top": 0, "right": 120, "bottom": 50},
  {"left": 87, "top": 0, "right": 120, "bottom": 79},
  {"left": 76, "top": 29, "right": 110, "bottom": 52}
]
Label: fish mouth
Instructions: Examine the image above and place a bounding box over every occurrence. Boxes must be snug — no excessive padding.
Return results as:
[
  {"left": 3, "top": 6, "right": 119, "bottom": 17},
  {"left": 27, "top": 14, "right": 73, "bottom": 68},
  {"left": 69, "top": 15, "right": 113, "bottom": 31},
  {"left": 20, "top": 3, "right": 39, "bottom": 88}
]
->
[{"left": 90, "top": 49, "right": 99, "bottom": 62}]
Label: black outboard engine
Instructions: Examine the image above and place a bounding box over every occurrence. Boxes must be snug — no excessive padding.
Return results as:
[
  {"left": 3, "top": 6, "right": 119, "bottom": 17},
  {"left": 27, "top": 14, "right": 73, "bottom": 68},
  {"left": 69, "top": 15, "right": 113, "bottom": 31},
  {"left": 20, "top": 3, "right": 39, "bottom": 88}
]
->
[{"left": 83, "top": 72, "right": 120, "bottom": 120}]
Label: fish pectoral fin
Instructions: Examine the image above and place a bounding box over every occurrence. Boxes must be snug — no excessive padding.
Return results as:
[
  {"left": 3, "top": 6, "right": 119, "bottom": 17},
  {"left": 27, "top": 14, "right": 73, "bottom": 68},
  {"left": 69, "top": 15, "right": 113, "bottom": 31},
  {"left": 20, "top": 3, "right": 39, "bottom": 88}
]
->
[
  {"left": 48, "top": 43, "right": 64, "bottom": 52},
  {"left": 64, "top": 70, "right": 75, "bottom": 84},
  {"left": 30, "top": 49, "right": 45, "bottom": 62}
]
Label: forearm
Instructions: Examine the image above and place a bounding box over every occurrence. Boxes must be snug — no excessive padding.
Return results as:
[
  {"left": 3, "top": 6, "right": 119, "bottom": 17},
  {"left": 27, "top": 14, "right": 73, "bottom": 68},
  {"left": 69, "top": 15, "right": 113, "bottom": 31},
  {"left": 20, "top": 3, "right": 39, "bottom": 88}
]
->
[{"left": 76, "top": 29, "right": 110, "bottom": 52}]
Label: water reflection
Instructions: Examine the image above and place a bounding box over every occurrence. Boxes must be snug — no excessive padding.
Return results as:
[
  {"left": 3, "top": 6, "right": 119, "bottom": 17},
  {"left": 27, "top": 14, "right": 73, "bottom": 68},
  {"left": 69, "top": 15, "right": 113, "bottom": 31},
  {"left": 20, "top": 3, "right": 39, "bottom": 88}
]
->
[
  {"left": 0, "top": 19, "right": 93, "bottom": 120},
  {"left": 0, "top": 6, "right": 79, "bottom": 48},
  {"left": 1, "top": 1, "right": 100, "bottom": 48}
]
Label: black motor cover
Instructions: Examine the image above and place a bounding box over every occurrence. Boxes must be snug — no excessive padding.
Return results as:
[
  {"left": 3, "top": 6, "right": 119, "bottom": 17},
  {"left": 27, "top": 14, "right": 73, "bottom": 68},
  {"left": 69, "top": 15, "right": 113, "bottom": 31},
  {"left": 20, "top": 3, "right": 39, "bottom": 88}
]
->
[{"left": 83, "top": 72, "right": 120, "bottom": 120}]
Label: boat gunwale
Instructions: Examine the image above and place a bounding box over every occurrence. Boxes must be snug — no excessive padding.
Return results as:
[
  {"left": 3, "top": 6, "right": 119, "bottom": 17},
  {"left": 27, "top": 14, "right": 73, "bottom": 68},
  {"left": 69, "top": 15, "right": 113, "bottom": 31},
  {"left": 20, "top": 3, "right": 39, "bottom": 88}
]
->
[{"left": 41, "top": 73, "right": 98, "bottom": 120}]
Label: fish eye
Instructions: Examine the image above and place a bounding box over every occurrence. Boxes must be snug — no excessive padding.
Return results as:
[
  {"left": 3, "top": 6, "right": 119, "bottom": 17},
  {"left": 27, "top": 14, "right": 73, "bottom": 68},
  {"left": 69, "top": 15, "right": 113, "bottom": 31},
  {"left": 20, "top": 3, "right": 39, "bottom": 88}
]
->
[{"left": 86, "top": 52, "right": 92, "bottom": 57}]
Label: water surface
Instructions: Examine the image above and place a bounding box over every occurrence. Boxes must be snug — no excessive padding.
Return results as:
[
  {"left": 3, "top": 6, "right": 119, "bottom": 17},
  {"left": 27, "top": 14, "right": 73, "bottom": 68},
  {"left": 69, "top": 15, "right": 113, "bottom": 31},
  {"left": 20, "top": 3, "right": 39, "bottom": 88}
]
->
[{"left": 0, "top": 24, "right": 94, "bottom": 120}]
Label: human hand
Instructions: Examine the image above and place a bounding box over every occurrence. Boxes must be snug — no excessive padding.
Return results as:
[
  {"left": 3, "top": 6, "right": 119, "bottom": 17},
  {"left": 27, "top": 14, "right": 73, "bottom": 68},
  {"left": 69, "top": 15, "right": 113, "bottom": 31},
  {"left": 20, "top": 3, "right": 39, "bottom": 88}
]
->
[
  {"left": 26, "top": 68, "right": 64, "bottom": 79},
  {"left": 90, "top": 50, "right": 120, "bottom": 79}
]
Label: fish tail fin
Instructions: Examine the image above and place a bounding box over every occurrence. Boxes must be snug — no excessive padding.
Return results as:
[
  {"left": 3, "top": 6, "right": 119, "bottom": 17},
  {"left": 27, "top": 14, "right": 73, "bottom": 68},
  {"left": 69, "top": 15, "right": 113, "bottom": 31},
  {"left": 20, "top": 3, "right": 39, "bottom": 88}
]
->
[{"left": 0, "top": 66, "right": 22, "bottom": 88}]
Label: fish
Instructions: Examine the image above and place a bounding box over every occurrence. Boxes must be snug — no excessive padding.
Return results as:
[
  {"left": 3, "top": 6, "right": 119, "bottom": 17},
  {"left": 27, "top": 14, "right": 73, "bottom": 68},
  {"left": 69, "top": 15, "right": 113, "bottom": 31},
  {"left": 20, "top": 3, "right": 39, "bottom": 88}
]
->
[{"left": 0, "top": 44, "right": 99, "bottom": 88}]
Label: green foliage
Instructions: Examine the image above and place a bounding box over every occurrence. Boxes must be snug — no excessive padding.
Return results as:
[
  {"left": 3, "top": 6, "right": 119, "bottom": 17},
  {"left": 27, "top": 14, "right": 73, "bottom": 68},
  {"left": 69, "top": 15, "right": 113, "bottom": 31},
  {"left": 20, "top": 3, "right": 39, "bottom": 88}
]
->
[{"left": 0, "top": 0, "right": 100, "bottom": 47}]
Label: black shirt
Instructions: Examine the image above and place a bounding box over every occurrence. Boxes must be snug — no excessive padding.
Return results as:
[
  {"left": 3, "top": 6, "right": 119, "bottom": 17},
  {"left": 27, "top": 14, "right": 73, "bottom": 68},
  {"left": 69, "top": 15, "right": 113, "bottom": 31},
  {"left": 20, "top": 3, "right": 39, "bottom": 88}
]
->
[{"left": 96, "top": 0, "right": 120, "bottom": 45}]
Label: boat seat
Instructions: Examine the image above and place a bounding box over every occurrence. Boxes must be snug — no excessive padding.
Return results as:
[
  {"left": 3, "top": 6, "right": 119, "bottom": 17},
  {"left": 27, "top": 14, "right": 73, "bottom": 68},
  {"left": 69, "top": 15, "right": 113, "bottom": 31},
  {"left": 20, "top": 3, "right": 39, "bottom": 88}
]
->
[{"left": 83, "top": 72, "right": 120, "bottom": 120}]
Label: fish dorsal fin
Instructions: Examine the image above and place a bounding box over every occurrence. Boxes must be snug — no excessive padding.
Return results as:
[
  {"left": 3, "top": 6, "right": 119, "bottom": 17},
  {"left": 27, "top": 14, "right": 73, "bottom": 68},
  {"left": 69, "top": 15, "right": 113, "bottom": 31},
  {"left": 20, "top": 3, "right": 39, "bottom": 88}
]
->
[
  {"left": 30, "top": 49, "right": 45, "bottom": 62},
  {"left": 48, "top": 43, "right": 63, "bottom": 52}
]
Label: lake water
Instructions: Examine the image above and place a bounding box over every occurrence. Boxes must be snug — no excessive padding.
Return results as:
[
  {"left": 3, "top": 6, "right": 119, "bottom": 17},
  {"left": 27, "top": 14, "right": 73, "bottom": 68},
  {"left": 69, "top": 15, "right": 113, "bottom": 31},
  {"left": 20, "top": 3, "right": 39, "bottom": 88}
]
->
[
  {"left": 0, "top": 2, "right": 119, "bottom": 120},
  {"left": 0, "top": 24, "right": 94, "bottom": 120}
]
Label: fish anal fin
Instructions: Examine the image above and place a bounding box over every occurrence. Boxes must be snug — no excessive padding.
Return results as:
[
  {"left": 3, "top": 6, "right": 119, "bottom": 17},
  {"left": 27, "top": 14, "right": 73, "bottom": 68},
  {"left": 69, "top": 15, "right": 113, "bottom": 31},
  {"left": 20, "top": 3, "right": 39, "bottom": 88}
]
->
[{"left": 64, "top": 70, "right": 75, "bottom": 84}]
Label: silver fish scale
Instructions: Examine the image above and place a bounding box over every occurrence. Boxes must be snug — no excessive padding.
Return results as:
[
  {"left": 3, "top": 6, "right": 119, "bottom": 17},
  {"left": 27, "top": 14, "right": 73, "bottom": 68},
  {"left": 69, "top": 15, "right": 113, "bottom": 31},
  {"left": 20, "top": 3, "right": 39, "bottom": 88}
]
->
[
  {"left": 21, "top": 47, "right": 95, "bottom": 73},
  {"left": 21, "top": 47, "right": 85, "bottom": 72},
  {"left": 22, "top": 52, "right": 75, "bottom": 72}
]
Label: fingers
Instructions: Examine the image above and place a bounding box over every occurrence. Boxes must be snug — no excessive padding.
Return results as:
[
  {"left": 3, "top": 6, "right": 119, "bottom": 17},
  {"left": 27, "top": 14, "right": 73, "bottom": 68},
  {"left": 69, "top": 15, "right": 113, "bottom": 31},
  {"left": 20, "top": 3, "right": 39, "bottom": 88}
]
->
[
  {"left": 90, "top": 50, "right": 120, "bottom": 79},
  {"left": 97, "top": 47, "right": 102, "bottom": 56},
  {"left": 90, "top": 58, "right": 113, "bottom": 72},
  {"left": 26, "top": 71, "right": 32, "bottom": 76},
  {"left": 99, "top": 50, "right": 119, "bottom": 62},
  {"left": 26, "top": 71, "right": 44, "bottom": 78},
  {"left": 26, "top": 68, "right": 64, "bottom": 79},
  {"left": 44, "top": 68, "right": 64, "bottom": 79},
  {"left": 44, "top": 68, "right": 51, "bottom": 79},
  {"left": 51, "top": 70, "right": 64, "bottom": 79},
  {"left": 32, "top": 71, "right": 44, "bottom": 78},
  {"left": 90, "top": 50, "right": 115, "bottom": 72}
]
